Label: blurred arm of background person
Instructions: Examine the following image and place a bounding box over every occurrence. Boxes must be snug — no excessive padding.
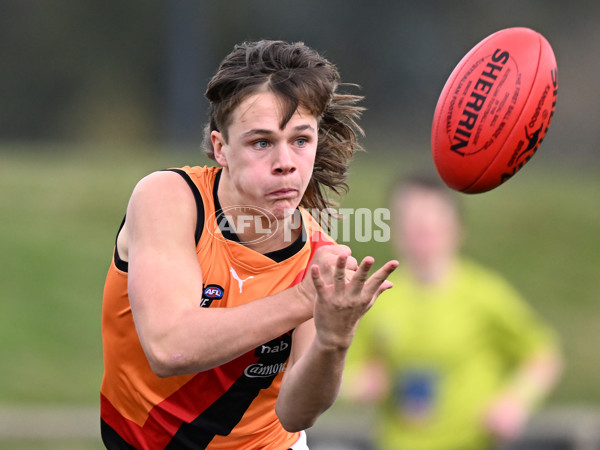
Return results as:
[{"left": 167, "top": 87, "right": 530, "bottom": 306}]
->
[
  {"left": 342, "top": 174, "right": 562, "bottom": 450},
  {"left": 484, "top": 329, "right": 563, "bottom": 442}
]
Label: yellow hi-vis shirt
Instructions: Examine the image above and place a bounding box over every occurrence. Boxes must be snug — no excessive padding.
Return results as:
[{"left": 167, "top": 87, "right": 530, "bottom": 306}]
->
[{"left": 347, "top": 260, "right": 558, "bottom": 450}]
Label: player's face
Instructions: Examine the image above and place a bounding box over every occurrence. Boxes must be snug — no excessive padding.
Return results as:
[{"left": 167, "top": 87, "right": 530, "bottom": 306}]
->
[
  {"left": 212, "top": 90, "right": 318, "bottom": 219},
  {"left": 393, "top": 189, "right": 461, "bottom": 265}
]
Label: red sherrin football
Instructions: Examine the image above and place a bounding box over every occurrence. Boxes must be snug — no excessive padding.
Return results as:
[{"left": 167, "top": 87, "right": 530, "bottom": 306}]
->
[{"left": 431, "top": 27, "right": 558, "bottom": 193}]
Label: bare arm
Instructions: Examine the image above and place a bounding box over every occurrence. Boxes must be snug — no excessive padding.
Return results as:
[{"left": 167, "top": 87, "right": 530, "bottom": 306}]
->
[
  {"left": 341, "top": 358, "right": 391, "bottom": 406},
  {"left": 485, "top": 347, "right": 563, "bottom": 442},
  {"left": 275, "top": 255, "right": 398, "bottom": 431},
  {"left": 124, "top": 171, "right": 316, "bottom": 377}
]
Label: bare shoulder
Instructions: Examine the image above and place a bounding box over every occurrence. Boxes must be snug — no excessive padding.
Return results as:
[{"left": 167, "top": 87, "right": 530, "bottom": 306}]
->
[
  {"left": 118, "top": 171, "right": 197, "bottom": 261},
  {"left": 130, "top": 170, "right": 194, "bottom": 206},
  {"left": 126, "top": 170, "right": 197, "bottom": 219}
]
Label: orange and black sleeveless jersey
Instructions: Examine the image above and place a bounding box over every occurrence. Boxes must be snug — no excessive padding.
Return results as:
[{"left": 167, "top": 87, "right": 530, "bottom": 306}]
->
[{"left": 101, "top": 166, "right": 334, "bottom": 449}]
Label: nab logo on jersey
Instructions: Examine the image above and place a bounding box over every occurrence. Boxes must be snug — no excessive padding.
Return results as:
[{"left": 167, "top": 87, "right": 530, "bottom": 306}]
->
[{"left": 200, "top": 284, "right": 224, "bottom": 307}]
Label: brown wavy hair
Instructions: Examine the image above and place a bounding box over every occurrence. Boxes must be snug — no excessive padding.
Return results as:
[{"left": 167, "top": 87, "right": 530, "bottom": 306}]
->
[{"left": 202, "top": 40, "right": 364, "bottom": 211}]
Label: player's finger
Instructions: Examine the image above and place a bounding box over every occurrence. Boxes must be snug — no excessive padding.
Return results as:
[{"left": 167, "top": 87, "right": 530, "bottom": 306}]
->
[
  {"left": 315, "top": 246, "right": 352, "bottom": 281},
  {"left": 310, "top": 265, "right": 326, "bottom": 296},
  {"left": 348, "top": 256, "right": 375, "bottom": 296},
  {"left": 334, "top": 254, "right": 348, "bottom": 291},
  {"left": 346, "top": 255, "right": 359, "bottom": 272},
  {"left": 319, "top": 244, "right": 351, "bottom": 258},
  {"left": 332, "top": 244, "right": 352, "bottom": 257},
  {"left": 362, "top": 260, "right": 399, "bottom": 299},
  {"left": 364, "top": 280, "right": 394, "bottom": 311},
  {"left": 373, "top": 280, "right": 394, "bottom": 298}
]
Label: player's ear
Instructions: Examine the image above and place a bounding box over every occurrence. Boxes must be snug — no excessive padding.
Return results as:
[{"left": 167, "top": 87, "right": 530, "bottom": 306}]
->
[{"left": 211, "top": 131, "right": 228, "bottom": 167}]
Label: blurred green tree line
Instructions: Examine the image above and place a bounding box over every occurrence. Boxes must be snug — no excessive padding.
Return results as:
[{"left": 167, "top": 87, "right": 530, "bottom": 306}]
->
[{"left": 1, "top": 0, "right": 599, "bottom": 163}]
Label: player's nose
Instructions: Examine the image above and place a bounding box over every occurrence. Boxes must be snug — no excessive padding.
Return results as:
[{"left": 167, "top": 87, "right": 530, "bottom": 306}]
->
[{"left": 272, "top": 145, "right": 296, "bottom": 175}]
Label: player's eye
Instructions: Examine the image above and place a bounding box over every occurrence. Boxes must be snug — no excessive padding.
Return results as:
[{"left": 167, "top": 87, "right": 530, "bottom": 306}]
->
[
  {"left": 253, "top": 139, "right": 269, "bottom": 149},
  {"left": 295, "top": 137, "right": 308, "bottom": 147}
]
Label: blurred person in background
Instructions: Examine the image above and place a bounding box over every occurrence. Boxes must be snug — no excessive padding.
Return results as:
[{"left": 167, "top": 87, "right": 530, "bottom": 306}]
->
[{"left": 343, "top": 174, "right": 562, "bottom": 450}]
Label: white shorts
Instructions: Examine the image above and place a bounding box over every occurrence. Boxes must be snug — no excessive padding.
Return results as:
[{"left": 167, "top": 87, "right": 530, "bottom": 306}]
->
[{"left": 289, "top": 430, "right": 308, "bottom": 450}]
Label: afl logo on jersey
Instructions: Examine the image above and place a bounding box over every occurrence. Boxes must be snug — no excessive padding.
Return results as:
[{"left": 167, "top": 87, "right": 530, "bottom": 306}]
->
[{"left": 200, "top": 284, "right": 224, "bottom": 308}]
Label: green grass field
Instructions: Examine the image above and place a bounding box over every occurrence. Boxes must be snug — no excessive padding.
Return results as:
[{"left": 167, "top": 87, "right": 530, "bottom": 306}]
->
[{"left": 1, "top": 143, "right": 599, "bottom": 414}]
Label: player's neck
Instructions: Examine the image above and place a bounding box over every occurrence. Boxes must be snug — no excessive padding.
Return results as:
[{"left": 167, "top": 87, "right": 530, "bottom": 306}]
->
[{"left": 247, "top": 215, "right": 302, "bottom": 254}]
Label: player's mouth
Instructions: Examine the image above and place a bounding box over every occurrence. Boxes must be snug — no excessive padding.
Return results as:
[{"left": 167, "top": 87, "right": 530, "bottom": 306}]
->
[{"left": 266, "top": 188, "right": 298, "bottom": 199}]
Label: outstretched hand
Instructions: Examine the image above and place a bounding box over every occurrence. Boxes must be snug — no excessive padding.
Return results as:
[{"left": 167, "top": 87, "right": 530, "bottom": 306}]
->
[
  {"left": 310, "top": 254, "right": 398, "bottom": 350},
  {"left": 296, "top": 245, "right": 358, "bottom": 311}
]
